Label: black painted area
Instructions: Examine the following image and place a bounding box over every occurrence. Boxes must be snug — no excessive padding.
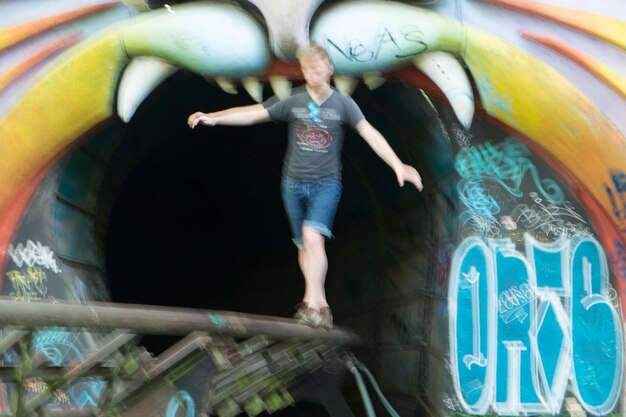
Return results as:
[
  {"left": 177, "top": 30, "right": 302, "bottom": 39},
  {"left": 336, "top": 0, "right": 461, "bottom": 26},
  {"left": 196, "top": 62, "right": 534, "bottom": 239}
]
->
[{"left": 108, "top": 74, "right": 295, "bottom": 312}]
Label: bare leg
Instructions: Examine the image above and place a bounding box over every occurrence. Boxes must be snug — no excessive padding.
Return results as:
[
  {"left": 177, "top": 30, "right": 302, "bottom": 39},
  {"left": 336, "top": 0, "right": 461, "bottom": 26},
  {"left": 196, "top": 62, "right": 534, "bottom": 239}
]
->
[{"left": 299, "top": 226, "right": 328, "bottom": 310}]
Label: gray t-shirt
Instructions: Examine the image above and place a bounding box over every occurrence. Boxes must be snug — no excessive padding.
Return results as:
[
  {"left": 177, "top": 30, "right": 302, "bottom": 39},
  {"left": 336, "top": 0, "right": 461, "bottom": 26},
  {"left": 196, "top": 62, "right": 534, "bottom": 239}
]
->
[{"left": 266, "top": 88, "right": 365, "bottom": 179}]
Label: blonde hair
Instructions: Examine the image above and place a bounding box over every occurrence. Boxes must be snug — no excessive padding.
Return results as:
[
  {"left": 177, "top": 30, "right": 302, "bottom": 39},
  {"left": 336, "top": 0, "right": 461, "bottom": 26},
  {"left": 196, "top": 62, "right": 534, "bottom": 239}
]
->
[{"left": 296, "top": 43, "right": 330, "bottom": 63}]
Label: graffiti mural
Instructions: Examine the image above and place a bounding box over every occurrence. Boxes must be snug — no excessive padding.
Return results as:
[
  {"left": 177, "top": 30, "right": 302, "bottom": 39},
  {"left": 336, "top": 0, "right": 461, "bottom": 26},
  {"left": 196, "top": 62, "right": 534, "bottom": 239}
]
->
[
  {"left": 449, "top": 234, "right": 623, "bottom": 415},
  {"left": 0, "top": 326, "right": 108, "bottom": 411},
  {"left": 455, "top": 139, "right": 564, "bottom": 205},
  {"left": 455, "top": 137, "right": 568, "bottom": 239},
  {"left": 447, "top": 120, "right": 625, "bottom": 416},
  {"left": 0, "top": 1, "right": 625, "bottom": 417},
  {"left": 1, "top": 236, "right": 106, "bottom": 412},
  {"left": 3, "top": 240, "right": 62, "bottom": 302}
]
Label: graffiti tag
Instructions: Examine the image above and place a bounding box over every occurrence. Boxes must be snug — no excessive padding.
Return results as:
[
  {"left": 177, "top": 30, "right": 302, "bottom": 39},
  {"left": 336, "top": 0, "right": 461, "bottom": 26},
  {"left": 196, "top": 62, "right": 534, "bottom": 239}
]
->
[
  {"left": 475, "top": 74, "right": 517, "bottom": 128},
  {"left": 458, "top": 179, "right": 501, "bottom": 236},
  {"left": 8, "top": 240, "right": 61, "bottom": 273},
  {"left": 498, "top": 283, "right": 535, "bottom": 324},
  {"left": 6, "top": 267, "right": 47, "bottom": 301},
  {"left": 455, "top": 138, "right": 564, "bottom": 205},
  {"left": 326, "top": 24, "right": 427, "bottom": 63},
  {"left": 24, "top": 378, "right": 70, "bottom": 405},
  {"left": 512, "top": 193, "right": 590, "bottom": 239},
  {"left": 33, "top": 328, "right": 82, "bottom": 366}
]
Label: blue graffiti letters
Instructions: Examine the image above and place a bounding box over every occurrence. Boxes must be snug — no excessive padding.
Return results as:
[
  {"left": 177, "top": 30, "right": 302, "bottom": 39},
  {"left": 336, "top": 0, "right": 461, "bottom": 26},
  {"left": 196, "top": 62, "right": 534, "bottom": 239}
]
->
[
  {"left": 571, "top": 239, "right": 623, "bottom": 414},
  {"left": 166, "top": 391, "right": 195, "bottom": 417},
  {"left": 455, "top": 138, "right": 564, "bottom": 205},
  {"left": 33, "top": 328, "right": 82, "bottom": 366},
  {"left": 458, "top": 179, "right": 501, "bottom": 236},
  {"left": 449, "top": 234, "right": 623, "bottom": 415},
  {"left": 475, "top": 74, "right": 517, "bottom": 127},
  {"left": 605, "top": 169, "right": 626, "bottom": 231},
  {"left": 449, "top": 238, "right": 495, "bottom": 414}
]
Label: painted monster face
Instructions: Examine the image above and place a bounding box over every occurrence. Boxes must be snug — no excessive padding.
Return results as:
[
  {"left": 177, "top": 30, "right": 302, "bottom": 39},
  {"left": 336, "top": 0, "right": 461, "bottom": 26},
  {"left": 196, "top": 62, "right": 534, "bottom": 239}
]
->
[{"left": 0, "top": 1, "right": 625, "bottom": 417}]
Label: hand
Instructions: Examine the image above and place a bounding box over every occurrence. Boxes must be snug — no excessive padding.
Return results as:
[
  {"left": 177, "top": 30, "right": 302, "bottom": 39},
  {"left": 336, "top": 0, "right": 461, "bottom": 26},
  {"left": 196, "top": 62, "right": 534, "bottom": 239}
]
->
[
  {"left": 396, "top": 164, "right": 423, "bottom": 191},
  {"left": 187, "top": 111, "right": 217, "bottom": 128}
]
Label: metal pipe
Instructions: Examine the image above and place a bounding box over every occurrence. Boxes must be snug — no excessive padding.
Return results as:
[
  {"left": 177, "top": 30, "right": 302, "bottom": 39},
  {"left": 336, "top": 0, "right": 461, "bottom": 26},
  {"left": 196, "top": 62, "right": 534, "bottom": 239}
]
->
[
  {"left": 0, "top": 329, "right": 29, "bottom": 354},
  {"left": 0, "top": 299, "right": 361, "bottom": 345}
]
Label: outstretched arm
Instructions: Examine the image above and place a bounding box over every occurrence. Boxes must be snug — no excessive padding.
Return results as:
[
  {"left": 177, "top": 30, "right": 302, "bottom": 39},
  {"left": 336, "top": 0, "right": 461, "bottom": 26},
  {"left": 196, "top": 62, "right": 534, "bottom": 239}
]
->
[
  {"left": 356, "top": 120, "right": 423, "bottom": 191},
  {"left": 187, "top": 104, "right": 269, "bottom": 128}
]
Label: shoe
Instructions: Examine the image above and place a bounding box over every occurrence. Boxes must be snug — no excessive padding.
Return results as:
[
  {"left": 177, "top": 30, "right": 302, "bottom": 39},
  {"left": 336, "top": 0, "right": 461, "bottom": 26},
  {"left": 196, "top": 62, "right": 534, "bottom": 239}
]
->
[
  {"left": 318, "top": 307, "right": 333, "bottom": 329},
  {"left": 293, "top": 302, "right": 308, "bottom": 320},
  {"left": 294, "top": 302, "right": 322, "bottom": 327}
]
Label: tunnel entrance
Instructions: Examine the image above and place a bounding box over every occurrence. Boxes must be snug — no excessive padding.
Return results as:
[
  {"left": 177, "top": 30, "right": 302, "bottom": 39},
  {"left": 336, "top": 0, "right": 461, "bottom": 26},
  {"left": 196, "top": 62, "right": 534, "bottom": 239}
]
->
[
  {"left": 96, "top": 72, "right": 451, "bottom": 417},
  {"left": 106, "top": 96, "right": 297, "bottom": 315},
  {"left": 104, "top": 73, "right": 444, "bottom": 352}
]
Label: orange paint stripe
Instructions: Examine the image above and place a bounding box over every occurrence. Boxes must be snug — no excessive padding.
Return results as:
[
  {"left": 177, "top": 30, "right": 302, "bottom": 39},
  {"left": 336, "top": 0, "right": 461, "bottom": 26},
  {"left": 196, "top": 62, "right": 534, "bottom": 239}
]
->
[
  {"left": 577, "top": 191, "right": 626, "bottom": 321},
  {"left": 522, "top": 32, "right": 626, "bottom": 100},
  {"left": 0, "top": 35, "right": 82, "bottom": 91},
  {"left": 0, "top": 161, "right": 55, "bottom": 282},
  {"left": 478, "top": 0, "right": 626, "bottom": 51},
  {"left": 0, "top": 2, "right": 119, "bottom": 51}
]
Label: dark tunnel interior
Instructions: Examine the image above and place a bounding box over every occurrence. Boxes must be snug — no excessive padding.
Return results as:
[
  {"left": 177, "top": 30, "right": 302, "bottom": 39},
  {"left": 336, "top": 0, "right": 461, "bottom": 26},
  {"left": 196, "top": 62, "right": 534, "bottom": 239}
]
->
[{"left": 104, "top": 72, "right": 454, "bottom": 355}]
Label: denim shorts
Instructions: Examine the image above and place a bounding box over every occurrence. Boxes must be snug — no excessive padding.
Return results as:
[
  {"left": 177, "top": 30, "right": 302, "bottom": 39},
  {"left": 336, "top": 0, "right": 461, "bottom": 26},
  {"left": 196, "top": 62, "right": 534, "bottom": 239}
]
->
[{"left": 281, "top": 175, "right": 343, "bottom": 248}]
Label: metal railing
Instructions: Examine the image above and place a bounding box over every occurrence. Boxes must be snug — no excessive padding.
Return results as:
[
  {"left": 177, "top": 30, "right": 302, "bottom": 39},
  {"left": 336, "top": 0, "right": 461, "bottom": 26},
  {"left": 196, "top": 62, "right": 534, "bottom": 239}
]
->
[{"left": 0, "top": 298, "right": 361, "bottom": 417}]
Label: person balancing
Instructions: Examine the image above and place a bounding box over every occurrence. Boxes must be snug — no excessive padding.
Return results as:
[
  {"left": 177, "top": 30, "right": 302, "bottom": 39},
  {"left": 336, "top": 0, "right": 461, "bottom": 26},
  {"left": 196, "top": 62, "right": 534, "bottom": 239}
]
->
[{"left": 188, "top": 44, "right": 423, "bottom": 329}]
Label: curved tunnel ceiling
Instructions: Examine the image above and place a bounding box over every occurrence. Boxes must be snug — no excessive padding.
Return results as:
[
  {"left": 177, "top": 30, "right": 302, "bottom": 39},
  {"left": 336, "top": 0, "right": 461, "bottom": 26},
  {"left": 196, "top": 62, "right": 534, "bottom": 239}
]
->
[{"left": 0, "top": 1, "right": 625, "bottom": 417}]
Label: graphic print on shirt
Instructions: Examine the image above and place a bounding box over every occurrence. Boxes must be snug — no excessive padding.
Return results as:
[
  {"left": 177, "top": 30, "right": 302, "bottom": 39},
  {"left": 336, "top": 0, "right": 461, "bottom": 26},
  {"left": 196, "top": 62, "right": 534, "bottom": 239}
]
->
[
  {"left": 293, "top": 103, "right": 340, "bottom": 153},
  {"left": 307, "top": 101, "right": 321, "bottom": 123}
]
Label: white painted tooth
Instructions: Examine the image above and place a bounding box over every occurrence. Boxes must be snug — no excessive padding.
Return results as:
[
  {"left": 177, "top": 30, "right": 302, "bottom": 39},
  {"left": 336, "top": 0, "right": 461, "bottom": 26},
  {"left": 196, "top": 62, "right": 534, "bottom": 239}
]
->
[
  {"left": 333, "top": 75, "right": 358, "bottom": 96},
  {"left": 121, "top": 0, "right": 150, "bottom": 12},
  {"left": 215, "top": 77, "right": 238, "bottom": 95},
  {"left": 268, "top": 75, "right": 292, "bottom": 100},
  {"left": 450, "top": 93, "right": 474, "bottom": 130},
  {"left": 362, "top": 72, "right": 386, "bottom": 90},
  {"left": 413, "top": 51, "right": 475, "bottom": 129},
  {"left": 242, "top": 76, "right": 264, "bottom": 102},
  {"left": 117, "top": 57, "right": 178, "bottom": 123}
]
